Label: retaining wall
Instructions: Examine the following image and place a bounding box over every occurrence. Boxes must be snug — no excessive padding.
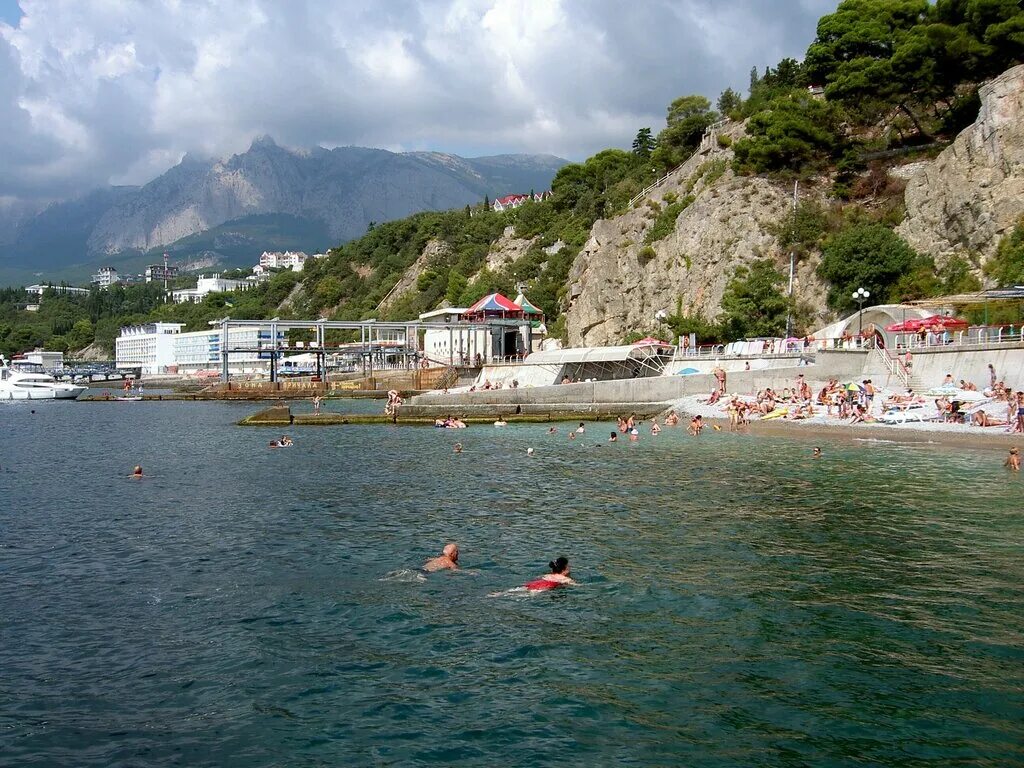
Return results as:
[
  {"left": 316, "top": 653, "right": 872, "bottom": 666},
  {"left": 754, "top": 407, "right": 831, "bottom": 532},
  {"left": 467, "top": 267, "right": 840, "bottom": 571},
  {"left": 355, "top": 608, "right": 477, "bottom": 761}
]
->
[{"left": 901, "top": 344, "right": 1024, "bottom": 389}]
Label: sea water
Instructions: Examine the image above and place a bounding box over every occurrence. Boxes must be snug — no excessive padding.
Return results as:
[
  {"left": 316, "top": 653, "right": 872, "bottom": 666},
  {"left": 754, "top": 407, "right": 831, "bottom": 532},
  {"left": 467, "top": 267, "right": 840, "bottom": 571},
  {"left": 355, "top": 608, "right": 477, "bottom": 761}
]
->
[{"left": 1, "top": 401, "right": 1022, "bottom": 766}]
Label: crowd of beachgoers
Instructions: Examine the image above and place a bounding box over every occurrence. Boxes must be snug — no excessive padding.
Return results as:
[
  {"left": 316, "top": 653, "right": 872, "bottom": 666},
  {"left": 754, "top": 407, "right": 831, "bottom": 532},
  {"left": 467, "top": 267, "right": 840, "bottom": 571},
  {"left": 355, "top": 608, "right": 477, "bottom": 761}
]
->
[{"left": 688, "top": 363, "right": 1024, "bottom": 433}]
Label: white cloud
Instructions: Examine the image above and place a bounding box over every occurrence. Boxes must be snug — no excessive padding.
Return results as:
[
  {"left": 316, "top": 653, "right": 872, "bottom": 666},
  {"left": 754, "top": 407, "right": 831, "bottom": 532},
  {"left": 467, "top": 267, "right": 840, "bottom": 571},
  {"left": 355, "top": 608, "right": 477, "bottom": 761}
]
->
[{"left": 0, "top": 0, "right": 835, "bottom": 200}]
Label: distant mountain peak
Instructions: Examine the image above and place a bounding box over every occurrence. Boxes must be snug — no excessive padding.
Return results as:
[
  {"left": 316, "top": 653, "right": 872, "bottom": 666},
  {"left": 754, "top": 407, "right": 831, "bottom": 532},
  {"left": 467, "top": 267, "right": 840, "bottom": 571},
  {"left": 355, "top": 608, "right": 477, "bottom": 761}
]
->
[
  {"left": 0, "top": 142, "right": 568, "bottom": 283},
  {"left": 249, "top": 134, "right": 279, "bottom": 150}
]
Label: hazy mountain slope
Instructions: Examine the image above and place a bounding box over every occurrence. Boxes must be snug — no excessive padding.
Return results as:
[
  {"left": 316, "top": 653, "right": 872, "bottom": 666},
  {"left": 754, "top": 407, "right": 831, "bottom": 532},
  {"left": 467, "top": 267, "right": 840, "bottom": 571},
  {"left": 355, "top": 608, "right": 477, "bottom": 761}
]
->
[{"left": 0, "top": 139, "right": 566, "bottom": 283}]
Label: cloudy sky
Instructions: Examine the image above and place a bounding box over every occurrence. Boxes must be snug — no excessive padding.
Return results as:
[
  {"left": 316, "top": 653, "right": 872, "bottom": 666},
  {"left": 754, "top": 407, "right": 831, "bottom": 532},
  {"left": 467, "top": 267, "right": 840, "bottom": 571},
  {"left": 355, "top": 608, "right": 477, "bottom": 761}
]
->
[{"left": 0, "top": 0, "right": 835, "bottom": 203}]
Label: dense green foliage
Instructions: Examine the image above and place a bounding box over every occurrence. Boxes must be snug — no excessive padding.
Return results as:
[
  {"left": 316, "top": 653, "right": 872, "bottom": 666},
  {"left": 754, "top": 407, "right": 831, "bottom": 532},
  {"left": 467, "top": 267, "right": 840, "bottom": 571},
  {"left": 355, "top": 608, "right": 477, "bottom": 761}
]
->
[
  {"left": 983, "top": 218, "right": 1024, "bottom": 285},
  {"left": 818, "top": 224, "right": 927, "bottom": 310},
  {"left": 805, "top": 0, "right": 1022, "bottom": 137},
  {"left": 719, "top": 259, "right": 795, "bottom": 339},
  {"left": 733, "top": 93, "right": 845, "bottom": 174},
  {"left": 644, "top": 196, "right": 695, "bottom": 245}
]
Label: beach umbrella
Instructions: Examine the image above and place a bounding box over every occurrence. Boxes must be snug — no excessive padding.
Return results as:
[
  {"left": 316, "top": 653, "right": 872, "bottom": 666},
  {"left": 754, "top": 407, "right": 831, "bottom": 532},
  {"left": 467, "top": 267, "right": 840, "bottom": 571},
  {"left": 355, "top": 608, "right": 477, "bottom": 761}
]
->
[
  {"left": 885, "top": 316, "right": 969, "bottom": 332},
  {"left": 846, "top": 382, "right": 862, "bottom": 391}
]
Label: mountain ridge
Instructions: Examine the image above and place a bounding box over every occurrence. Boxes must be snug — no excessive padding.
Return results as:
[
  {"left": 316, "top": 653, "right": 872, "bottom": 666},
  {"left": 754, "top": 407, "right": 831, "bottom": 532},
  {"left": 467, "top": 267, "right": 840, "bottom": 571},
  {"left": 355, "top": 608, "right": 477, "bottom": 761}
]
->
[{"left": 0, "top": 140, "right": 567, "bottom": 284}]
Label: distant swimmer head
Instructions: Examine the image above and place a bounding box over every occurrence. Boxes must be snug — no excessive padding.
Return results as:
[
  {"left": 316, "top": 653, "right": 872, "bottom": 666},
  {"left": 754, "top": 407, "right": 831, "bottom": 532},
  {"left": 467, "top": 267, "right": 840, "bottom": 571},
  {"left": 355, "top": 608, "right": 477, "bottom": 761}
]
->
[
  {"left": 527, "top": 447, "right": 535, "bottom": 456},
  {"left": 442, "top": 542, "right": 459, "bottom": 561},
  {"left": 549, "top": 556, "right": 569, "bottom": 575},
  {"left": 813, "top": 447, "right": 822, "bottom": 457},
  {"left": 453, "top": 442, "right": 463, "bottom": 453},
  {"left": 132, "top": 465, "right": 143, "bottom": 476}
]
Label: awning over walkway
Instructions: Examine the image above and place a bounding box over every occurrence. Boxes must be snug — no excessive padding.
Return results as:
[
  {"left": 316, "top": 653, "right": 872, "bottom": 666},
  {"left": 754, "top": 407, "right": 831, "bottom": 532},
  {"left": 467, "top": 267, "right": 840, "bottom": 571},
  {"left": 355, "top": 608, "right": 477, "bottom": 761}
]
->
[{"left": 525, "top": 344, "right": 671, "bottom": 365}]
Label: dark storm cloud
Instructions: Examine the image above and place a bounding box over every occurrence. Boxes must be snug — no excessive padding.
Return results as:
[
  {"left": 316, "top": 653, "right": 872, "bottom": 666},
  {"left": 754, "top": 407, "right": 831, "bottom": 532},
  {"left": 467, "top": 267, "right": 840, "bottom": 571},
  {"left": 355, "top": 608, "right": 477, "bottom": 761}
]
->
[{"left": 0, "top": 0, "right": 837, "bottom": 202}]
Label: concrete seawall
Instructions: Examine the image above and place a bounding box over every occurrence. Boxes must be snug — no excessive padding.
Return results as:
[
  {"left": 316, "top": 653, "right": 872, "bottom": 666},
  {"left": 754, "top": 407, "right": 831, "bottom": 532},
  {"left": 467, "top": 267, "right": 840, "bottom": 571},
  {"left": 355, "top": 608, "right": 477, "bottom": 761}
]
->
[{"left": 409, "top": 344, "right": 1024, "bottom": 410}]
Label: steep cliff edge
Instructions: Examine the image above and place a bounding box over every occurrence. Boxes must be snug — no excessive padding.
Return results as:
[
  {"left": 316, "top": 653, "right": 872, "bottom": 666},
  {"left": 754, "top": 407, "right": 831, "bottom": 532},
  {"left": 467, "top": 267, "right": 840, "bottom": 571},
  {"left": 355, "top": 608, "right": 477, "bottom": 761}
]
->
[
  {"left": 897, "top": 64, "right": 1024, "bottom": 266},
  {"left": 565, "top": 125, "right": 829, "bottom": 347}
]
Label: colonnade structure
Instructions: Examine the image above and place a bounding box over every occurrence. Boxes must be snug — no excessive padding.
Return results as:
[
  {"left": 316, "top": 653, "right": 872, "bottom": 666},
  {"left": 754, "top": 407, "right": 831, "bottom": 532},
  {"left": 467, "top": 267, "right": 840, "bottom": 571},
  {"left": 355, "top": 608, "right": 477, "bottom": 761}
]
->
[{"left": 215, "top": 316, "right": 535, "bottom": 383}]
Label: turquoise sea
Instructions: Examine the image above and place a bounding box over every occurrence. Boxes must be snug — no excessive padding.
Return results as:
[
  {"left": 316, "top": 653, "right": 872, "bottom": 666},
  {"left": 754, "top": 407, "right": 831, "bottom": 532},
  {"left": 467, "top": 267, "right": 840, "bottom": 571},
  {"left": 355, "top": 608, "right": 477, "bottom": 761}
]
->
[{"left": 1, "top": 400, "right": 1023, "bottom": 766}]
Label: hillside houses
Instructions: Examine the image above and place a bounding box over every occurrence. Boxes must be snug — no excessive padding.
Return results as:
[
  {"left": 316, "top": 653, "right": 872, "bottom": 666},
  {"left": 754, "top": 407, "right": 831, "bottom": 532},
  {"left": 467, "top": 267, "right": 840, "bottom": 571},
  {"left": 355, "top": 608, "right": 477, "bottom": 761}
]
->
[{"left": 491, "top": 191, "right": 551, "bottom": 212}]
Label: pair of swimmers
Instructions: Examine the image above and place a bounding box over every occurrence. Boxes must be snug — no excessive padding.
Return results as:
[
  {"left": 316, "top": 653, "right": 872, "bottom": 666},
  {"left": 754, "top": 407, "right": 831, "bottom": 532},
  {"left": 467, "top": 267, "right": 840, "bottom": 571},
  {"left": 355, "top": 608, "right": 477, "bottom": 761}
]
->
[{"left": 423, "top": 543, "right": 576, "bottom": 591}]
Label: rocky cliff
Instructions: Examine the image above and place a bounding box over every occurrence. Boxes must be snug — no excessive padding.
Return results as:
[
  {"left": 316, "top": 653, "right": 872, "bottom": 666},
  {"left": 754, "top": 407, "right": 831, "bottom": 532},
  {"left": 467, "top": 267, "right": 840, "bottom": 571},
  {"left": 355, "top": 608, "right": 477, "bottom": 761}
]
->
[
  {"left": 897, "top": 64, "right": 1024, "bottom": 266},
  {"left": 564, "top": 124, "right": 830, "bottom": 347}
]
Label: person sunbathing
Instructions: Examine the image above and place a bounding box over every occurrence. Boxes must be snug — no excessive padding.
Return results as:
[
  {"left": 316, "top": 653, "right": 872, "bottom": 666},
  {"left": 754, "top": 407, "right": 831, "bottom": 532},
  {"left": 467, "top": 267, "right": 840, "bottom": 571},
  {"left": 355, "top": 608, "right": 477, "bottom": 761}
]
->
[{"left": 972, "top": 410, "right": 1007, "bottom": 427}]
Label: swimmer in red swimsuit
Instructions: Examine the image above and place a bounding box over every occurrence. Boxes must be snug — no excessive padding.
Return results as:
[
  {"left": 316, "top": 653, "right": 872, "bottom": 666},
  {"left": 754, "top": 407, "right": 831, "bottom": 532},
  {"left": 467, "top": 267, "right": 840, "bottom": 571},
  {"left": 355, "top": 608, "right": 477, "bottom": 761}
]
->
[{"left": 525, "top": 556, "right": 575, "bottom": 591}]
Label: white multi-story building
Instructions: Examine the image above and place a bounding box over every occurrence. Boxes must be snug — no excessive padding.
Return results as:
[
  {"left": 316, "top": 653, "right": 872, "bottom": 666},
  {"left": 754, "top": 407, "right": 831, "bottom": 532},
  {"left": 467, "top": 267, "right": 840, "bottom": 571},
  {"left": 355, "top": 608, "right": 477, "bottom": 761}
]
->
[
  {"left": 115, "top": 322, "right": 284, "bottom": 375},
  {"left": 92, "top": 266, "right": 120, "bottom": 288},
  {"left": 173, "top": 327, "right": 284, "bottom": 374},
  {"left": 171, "top": 274, "right": 253, "bottom": 304},
  {"left": 115, "top": 323, "right": 185, "bottom": 374},
  {"left": 145, "top": 264, "right": 179, "bottom": 283},
  {"left": 257, "top": 250, "right": 308, "bottom": 272},
  {"left": 25, "top": 284, "right": 90, "bottom": 297}
]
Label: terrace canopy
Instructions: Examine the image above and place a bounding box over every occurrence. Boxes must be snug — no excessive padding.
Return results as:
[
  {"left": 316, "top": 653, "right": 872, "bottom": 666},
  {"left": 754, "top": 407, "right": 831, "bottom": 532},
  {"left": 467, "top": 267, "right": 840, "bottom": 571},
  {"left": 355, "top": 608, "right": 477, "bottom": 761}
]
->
[{"left": 524, "top": 344, "right": 674, "bottom": 381}]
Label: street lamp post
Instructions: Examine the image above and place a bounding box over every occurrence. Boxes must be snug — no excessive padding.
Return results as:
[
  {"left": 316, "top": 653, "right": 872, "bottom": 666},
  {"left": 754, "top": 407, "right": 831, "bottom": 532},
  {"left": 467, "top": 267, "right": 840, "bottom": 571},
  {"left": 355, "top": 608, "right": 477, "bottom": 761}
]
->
[{"left": 852, "top": 287, "right": 870, "bottom": 340}]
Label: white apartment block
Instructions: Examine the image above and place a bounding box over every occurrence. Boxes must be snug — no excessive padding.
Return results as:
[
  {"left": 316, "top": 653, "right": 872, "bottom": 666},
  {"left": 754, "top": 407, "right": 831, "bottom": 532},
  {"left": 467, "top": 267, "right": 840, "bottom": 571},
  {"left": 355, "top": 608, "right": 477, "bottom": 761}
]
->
[
  {"left": 92, "top": 266, "right": 120, "bottom": 288},
  {"left": 25, "top": 284, "right": 91, "bottom": 297},
  {"left": 115, "top": 322, "right": 285, "bottom": 375},
  {"left": 115, "top": 323, "right": 185, "bottom": 374},
  {"left": 258, "top": 250, "right": 308, "bottom": 272},
  {"left": 173, "top": 327, "right": 284, "bottom": 374},
  {"left": 171, "top": 274, "right": 253, "bottom": 304}
]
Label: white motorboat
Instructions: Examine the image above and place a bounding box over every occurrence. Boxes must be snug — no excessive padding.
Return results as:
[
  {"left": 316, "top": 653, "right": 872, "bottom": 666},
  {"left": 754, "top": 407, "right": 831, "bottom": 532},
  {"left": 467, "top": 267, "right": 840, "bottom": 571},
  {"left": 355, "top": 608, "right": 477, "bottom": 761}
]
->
[{"left": 0, "top": 356, "right": 88, "bottom": 400}]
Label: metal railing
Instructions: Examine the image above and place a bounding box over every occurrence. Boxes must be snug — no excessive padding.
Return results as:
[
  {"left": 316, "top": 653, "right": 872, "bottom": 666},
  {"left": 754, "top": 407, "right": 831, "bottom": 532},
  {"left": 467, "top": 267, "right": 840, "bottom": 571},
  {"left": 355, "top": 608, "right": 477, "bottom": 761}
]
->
[
  {"left": 892, "top": 325, "right": 1024, "bottom": 350},
  {"left": 874, "top": 345, "right": 909, "bottom": 387},
  {"left": 627, "top": 120, "right": 731, "bottom": 209}
]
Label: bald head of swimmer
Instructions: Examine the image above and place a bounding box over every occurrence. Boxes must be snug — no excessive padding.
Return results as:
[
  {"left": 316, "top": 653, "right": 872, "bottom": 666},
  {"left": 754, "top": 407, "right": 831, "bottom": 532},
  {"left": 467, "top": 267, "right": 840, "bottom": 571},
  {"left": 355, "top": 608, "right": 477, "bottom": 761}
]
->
[{"left": 442, "top": 542, "right": 459, "bottom": 561}]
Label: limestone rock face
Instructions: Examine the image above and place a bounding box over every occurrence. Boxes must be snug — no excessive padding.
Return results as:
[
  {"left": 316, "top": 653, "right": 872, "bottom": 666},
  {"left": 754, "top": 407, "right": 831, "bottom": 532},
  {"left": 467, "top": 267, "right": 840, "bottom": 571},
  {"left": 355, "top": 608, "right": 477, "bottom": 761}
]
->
[
  {"left": 377, "top": 239, "right": 451, "bottom": 313},
  {"left": 564, "top": 125, "right": 830, "bottom": 347},
  {"left": 484, "top": 226, "right": 537, "bottom": 273},
  {"left": 898, "top": 64, "right": 1024, "bottom": 265}
]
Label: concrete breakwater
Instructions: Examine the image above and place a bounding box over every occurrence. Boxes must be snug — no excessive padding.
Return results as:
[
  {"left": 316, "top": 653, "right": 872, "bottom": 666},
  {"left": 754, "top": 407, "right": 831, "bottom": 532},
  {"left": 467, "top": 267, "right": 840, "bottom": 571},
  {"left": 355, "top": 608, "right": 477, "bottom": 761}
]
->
[
  {"left": 237, "top": 403, "right": 664, "bottom": 427},
  {"left": 78, "top": 388, "right": 398, "bottom": 402}
]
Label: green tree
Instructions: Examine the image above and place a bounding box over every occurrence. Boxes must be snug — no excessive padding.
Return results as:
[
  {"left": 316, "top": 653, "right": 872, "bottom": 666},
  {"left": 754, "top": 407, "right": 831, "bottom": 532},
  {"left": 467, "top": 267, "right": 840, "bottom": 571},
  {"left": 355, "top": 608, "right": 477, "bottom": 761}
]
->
[
  {"left": 631, "top": 127, "right": 655, "bottom": 158},
  {"left": 652, "top": 95, "right": 717, "bottom": 169},
  {"left": 716, "top": 87, "right": 743, "bottom": 116},
  {"left": 732, "top": 92, "right": 844, "bottom": 174},
  {"left": 65, "top": 318, "right": 95, "bottom": 351},
  {"left": 983, "top": 219, "right": 1024, "bottom": 285},
  {"left": 719, "top": 259, "right": 792, "bottom": 338},
  {"left": 818, "top": 224, "right": 925, "bottom": 310},
  {"left": 445, "top": 271, "right": 469, "bottom": 305}
]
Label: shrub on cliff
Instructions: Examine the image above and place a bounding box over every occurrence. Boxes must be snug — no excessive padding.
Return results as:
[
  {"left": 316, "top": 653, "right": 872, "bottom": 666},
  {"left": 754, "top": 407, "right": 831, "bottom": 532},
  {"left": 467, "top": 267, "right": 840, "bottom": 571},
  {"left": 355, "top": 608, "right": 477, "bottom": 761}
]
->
[
  {"left": 984, "top": 219, "right": 1024, "bottom": 286},
  {"left": 732, "top": 93, "right": 844, "bottom": 175},
  {"left": 719, "top": 259, "right": 792, "bottom": 338},
  {"left": 818, "top": 224, "right": 925, "bottom": 310}
]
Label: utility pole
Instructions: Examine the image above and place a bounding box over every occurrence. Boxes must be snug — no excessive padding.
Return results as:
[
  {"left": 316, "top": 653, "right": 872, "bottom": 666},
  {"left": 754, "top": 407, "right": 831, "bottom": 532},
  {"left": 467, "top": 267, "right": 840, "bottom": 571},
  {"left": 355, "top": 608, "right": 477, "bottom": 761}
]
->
[{"left": 785, "top": 180, "right": 798, "bottom": 339}]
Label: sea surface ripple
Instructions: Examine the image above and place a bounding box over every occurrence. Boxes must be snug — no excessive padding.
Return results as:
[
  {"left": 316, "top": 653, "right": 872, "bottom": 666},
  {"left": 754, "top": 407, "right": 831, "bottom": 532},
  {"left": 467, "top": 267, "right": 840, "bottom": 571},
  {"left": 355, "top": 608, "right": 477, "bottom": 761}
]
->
[{"left": 1, "top": 400, "right": 1022, "bottom": 766}]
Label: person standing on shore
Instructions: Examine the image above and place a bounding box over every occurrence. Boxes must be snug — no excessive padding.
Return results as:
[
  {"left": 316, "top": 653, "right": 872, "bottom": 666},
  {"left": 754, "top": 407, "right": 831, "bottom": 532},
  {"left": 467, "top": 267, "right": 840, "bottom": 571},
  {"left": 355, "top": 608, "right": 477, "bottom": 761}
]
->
[
  {"left": 312, "top": 394, "right": 321, "bottom": 415},
  {"left": 713, "top": 365, "right": 727, "bottom": 395}
]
